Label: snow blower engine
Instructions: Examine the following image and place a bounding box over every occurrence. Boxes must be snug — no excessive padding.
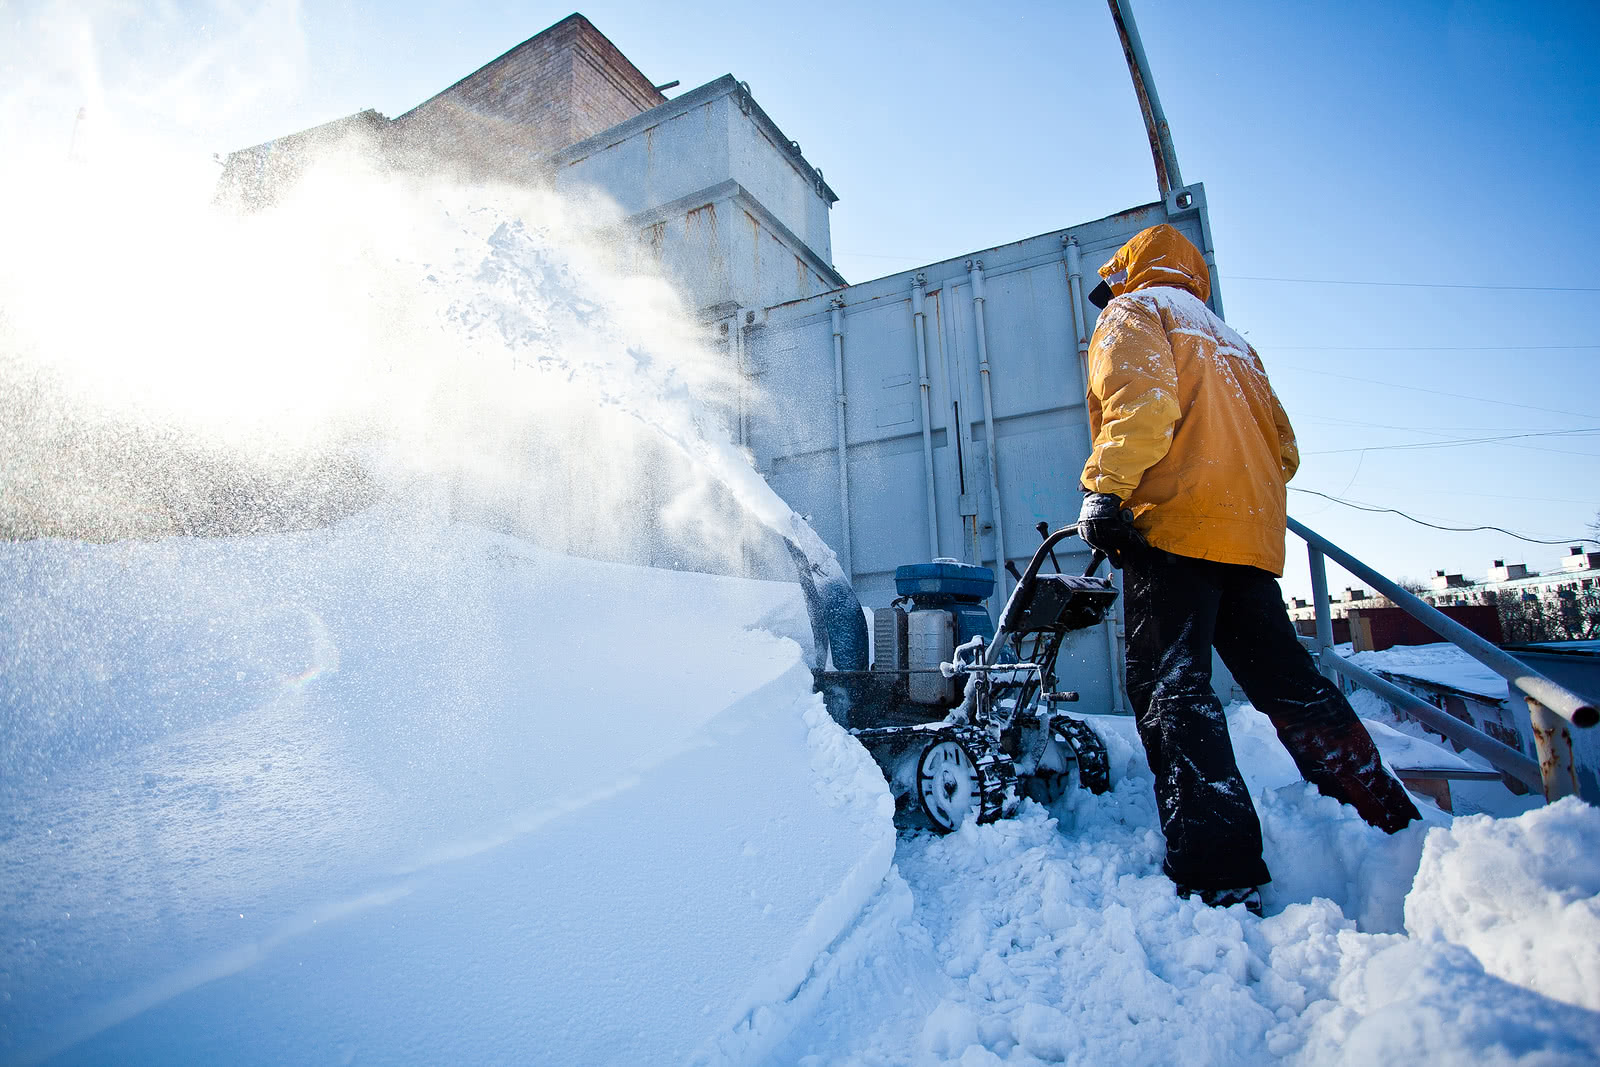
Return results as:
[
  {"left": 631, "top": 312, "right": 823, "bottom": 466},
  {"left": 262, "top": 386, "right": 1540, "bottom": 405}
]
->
[{"left": 797, "top": 525, "right": 1118, "bottom": 832}]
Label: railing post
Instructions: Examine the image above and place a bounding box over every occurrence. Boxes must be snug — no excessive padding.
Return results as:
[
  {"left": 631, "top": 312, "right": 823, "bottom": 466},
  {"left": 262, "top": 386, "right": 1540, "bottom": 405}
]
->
[
  {"left": 1528, "top": 697, "right": 1579, "bottom": 802},
  {"left": 1307, "top": 544, "right": 1336, "bottom": 682}
]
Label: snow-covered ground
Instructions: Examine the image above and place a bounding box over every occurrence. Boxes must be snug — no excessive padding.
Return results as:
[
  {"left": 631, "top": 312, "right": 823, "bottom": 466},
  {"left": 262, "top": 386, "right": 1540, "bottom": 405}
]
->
[
  {"left": 781, "top": 715, "right": 1600, "bottom": 1066},
  {"left": 5, "top": 517, "right": 1599, "bottom": 1065},
  {"left": 1, "top": 515, "right": 894, "bottom": 1064},
  {"left": 1347, "top": 642, "right": 1511, "bottom": 700}
]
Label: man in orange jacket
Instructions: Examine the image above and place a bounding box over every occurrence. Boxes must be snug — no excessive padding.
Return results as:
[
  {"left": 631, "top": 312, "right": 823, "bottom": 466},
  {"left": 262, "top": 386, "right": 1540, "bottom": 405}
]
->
[{"left": 1076, "top": 224, "right": 1419, "bottom": 913}]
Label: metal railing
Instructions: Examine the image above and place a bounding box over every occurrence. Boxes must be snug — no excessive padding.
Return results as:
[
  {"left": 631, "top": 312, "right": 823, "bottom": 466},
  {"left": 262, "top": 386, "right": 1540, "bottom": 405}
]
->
[{"left": 1290, "top": 516, "right": 1597, "bottom": 803}]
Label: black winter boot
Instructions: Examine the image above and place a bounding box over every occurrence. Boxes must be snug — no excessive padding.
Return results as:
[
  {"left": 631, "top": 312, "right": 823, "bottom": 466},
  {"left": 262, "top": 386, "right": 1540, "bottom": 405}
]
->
[{"left": 1175, "top": 883, "right": 1263, "bottom": 917}]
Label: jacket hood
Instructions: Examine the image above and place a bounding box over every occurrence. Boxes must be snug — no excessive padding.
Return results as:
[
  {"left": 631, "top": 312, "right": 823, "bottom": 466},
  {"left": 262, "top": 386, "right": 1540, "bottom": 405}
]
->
[{"left": 1098, "top": 224, "right": 1211, "bottom": 304}]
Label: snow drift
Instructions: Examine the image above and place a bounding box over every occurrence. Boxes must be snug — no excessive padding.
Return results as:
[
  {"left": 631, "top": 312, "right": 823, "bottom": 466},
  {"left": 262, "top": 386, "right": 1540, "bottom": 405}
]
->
[{"left": 1, "top": 515, "right": 894, "bottom": 1064}]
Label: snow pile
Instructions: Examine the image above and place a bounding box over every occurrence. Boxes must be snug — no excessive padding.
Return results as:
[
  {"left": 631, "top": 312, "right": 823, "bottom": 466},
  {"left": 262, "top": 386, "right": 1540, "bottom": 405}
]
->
[
  {"left": 1405, "top": 799, "right": 1600, "bottom": 1012},
  {"left": 778, "top": 710, "right": 1600, "bottom": 1066},
  {"left": 1347, "top": 642, "right": 1509, "bottom": 700},
  {"left": 1, "top": 516, "right": 894, "bottom": 1064}
]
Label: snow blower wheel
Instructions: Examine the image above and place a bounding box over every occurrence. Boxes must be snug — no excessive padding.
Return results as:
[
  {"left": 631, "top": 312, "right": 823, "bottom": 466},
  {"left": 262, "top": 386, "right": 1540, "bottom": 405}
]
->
[{"left": 916, "top": 729, "right": 1017, "bottom": 832}]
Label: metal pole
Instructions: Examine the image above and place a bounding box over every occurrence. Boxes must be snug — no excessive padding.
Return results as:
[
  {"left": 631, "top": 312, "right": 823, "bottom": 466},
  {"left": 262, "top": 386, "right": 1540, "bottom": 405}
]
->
[
  {"left": 829, "top": 297, "right": 854, "bottom": 579},
  {"left": 1289, "top": 516, "right": 1598, "bottom": 729},
  {"left": 1107, "top": 0, "right": 1184, "bottom": 198},
  {"left": 1308, "top": 544, "right": 1337, "bottom": 682},
  {"left": 1528, "top": 697, "right": 1579, "bottom": 802},
  {"left": 910, "top": 274, "right": 941, "bottom": 559},
  {"left": 966, "top": 259, "right": 1009, "bottom": 601}
]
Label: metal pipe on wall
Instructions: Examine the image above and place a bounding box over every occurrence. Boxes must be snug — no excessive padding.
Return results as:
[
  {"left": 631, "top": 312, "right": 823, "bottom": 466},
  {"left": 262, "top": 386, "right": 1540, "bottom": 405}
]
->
[
  {"left": 910, "top": 274, "right": 940, "bottom": 560},
  {"left": 1065, "top": 236, "right": 1126, "bottom": 715},
  {"left": 732, "top": 307, "right": 749, "bottom": 449},
  {"left": 1064, "top": 237, "right": 1092, "bottom": 386},
  {"left": 828, "top": 297, "right": 854, "bottom": 578},
  {"left": 965, "top": 259, "right": 1009, "bottom": 600},
  {"left": 1527, "top": 697, "right": 1579, "bottom": 802}
]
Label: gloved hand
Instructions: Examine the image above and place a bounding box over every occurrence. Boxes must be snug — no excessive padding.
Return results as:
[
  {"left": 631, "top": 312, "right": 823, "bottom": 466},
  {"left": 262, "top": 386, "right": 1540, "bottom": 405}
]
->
[{"left": 1077, "top": 492, "right": 1146, "bottom": 568}]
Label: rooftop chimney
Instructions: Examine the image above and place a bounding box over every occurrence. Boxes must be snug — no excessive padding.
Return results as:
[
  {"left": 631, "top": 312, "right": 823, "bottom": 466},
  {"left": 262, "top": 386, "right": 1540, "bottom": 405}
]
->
[{"left": 1561, "top": 547, "right": 1600, "bottom": 572}]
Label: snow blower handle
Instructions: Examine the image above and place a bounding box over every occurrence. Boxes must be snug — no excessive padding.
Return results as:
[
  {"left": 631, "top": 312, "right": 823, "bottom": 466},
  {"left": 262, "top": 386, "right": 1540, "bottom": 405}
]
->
[
  {"left": 1036, "top": 521, "right": 1063, "bottom": 574},
  {"left": 987, "top": 523, "right": 1103, "bottom": 667},
  {"left": 1054, "top": 522, "right": 1107, "bottom": 577}
]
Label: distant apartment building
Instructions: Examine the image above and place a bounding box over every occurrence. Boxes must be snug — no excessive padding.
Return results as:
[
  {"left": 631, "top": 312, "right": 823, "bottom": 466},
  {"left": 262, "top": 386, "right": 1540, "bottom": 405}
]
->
[{"left": 1287, "top": 545, "right": 1600, "bottom": 648}]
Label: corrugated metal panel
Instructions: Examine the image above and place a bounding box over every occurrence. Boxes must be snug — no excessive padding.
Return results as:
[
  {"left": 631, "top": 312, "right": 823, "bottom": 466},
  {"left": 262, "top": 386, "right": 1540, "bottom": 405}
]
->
[{"left": 746, "top": 186, "right": 1221, "bottom": 714}]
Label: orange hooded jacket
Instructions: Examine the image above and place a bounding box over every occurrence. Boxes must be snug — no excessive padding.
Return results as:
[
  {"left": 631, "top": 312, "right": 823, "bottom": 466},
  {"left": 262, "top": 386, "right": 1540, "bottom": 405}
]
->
[{"left": 1079, "top": 224, "right": 1299, "bottom": 575}]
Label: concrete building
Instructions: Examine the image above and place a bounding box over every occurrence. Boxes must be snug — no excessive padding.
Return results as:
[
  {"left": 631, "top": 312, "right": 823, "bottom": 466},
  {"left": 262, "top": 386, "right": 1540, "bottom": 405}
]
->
[
  {"left": 1423, "top": 547, "right": 1600, "bottom": 643},
  {"left": 216, "top": 13, "right": 841, "bottom": 316},
  {"left": 1424, "top": 547, "right": 1600, "bottom": 608}
]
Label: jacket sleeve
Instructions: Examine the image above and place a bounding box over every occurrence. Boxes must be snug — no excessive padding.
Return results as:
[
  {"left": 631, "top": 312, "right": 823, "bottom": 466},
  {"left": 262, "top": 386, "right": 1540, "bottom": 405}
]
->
[
  {"left": 1079, "top": 298, "right": 1181, "bottom": 500},
  {"left": 1270, "top": 387, "right": 1300, "bottom": 482}
]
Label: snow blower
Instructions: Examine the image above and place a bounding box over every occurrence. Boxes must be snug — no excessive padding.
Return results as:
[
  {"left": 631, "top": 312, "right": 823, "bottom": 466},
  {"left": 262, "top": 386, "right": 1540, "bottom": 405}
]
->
[{"left": 796, "top": 525, "right": 1117, "bottom": 831}]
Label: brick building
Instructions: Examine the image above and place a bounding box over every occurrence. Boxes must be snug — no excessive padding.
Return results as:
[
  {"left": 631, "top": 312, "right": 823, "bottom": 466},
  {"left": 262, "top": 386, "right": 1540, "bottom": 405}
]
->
[{"left": 215, "top": 13, "right": 842, "bottom": 314}]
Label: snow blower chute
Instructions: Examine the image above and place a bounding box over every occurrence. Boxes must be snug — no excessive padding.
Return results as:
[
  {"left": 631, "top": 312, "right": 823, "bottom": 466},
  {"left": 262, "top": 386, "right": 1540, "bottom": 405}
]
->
[{"left": 793, "top": 525, "right": 1117, "bottom": 832}]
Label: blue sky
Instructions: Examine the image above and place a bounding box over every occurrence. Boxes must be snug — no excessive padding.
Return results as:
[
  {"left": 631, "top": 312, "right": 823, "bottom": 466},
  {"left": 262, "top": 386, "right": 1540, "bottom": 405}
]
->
[{"left": 7, "top": 0, "right": 1597, "bottom": 598}]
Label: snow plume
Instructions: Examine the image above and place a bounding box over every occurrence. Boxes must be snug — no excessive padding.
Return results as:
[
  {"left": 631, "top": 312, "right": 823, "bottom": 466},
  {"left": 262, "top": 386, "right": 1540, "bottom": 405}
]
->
[
  {"left": 0, "top": 148, "right": 808, "bottom": 576},
  {"left": 1, "top": 1, "right": 308, "bottom": 175}
]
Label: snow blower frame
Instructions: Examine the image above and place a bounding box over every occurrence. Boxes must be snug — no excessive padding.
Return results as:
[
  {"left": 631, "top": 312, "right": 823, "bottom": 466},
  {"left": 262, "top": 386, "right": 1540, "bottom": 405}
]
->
[{"left": 813, "top": 526, "right": 1118, "bottom": 832}]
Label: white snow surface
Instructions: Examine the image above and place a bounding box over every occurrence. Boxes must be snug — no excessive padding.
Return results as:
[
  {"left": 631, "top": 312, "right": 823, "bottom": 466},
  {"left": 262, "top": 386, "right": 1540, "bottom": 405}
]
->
[
  {"left": 779, "top": 715, "right": 1600, "bottom": 1066},
  {"left": 1, "top": 514, "right": 893, "bottom": 1064},
  {"left": 6, "top": 520, "right": 1599, "bottom": 1065},
  {"left": 1346, "top": 642, "right": 1511, "bottom": 700}
]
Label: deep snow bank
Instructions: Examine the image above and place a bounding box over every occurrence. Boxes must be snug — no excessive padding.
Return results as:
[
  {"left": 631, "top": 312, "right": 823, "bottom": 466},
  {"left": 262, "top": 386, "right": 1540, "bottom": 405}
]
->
[{"left": 0, "top": 515, "right": 894, "bottom": 1064}]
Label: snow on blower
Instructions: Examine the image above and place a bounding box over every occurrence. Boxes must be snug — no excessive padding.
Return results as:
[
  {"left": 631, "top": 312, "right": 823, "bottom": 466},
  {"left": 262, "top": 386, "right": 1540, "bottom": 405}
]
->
[{"left": 793, "top": 525, "right": 1116, "bottom": 832}]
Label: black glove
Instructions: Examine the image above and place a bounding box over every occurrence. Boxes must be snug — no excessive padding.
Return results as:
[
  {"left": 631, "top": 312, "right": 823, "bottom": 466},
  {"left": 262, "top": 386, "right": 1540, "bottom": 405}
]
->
[{"left": 1077, "top": 492, "right": 1146, "bottom": 568}]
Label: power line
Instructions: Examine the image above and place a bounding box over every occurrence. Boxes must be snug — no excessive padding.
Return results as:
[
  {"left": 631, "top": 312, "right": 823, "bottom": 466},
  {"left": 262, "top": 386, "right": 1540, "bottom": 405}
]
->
[
  {"left": 1300, "top": 414, "right": 1550, "bottom": 434},
  {"left": 1297, "top": 413, "right": 1600, "bottom": 459},
  {"left": 1274, "top": 343, "right": 1598, "bottom": 352},
  {"left": 1306, "top": 427, "right": 1600, "bottom": 457},
  {"left": 1289, "top": 488, "right": 1598, "bottom": 546},
  {"left": 1276, "top": 365, "right": 1600, "bottom": 421},
  {"left": 1227, "top": 275, "right": 1600, "bottom": 294},
  {"left": 1310, "top": 480, "right": 1597, "bottom": 507}
]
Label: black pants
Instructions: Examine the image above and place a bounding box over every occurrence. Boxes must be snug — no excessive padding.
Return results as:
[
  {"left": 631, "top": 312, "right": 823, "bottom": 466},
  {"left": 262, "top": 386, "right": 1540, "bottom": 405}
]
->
[{"left": 1122, "top": 548, "right": 1420, "bottom": 891}]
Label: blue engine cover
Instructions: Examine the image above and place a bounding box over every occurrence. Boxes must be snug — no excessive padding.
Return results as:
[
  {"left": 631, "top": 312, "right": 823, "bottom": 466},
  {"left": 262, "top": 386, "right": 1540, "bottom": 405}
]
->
[{"left": 894, "top": 561, "right": 995, "bottom": 603}]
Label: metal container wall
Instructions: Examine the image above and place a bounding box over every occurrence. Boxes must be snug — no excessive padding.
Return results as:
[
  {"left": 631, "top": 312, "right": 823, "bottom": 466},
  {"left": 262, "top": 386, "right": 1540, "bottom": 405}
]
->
[
  {"left": 551, "top": 76, "right": 844, "bottom": 312},
  {"left": 745, "top": 186, "right": 1222, "bottom": 714}
]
